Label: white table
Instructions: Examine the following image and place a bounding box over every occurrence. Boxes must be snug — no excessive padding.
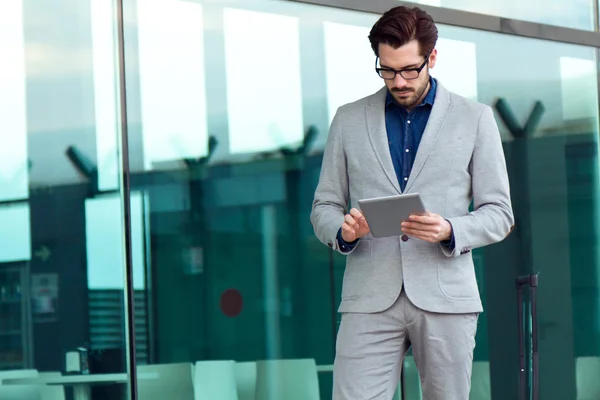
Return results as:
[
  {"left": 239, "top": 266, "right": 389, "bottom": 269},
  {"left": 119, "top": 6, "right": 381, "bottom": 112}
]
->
[{"left": 5, "top": 372, "right": 158, "bottom": 400}]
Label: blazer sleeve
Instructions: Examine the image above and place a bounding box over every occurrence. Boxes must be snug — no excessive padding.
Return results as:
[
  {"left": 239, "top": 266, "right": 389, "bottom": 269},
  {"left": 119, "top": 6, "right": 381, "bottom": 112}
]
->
[
  {"left": 441, "top": 105, "right": 515, "bottom": 257},
  {"left": 310, "top": 109, "right": 355, "bottom": 254}
]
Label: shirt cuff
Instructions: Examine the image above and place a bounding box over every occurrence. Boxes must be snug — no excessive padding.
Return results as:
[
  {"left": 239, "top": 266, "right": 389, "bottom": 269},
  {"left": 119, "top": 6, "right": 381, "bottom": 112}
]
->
[
  {"left": 440, "top": 220, "right": 455, "bottom": 250},
  {"left": 337, "top": 228, "right": 359, "bottom": 252}
]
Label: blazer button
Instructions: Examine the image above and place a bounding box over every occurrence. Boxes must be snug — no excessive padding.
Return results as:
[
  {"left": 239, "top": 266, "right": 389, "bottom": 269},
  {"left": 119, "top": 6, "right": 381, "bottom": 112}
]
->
[{"left": 401, "top": 235, "right": 409, "bottom": 242}]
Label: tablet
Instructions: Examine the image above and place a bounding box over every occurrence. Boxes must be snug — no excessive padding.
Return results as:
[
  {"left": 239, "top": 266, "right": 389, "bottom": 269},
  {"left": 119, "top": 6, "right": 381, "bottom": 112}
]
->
[{"left": 357, "top": 193, "right": 427, "bottom": 238}]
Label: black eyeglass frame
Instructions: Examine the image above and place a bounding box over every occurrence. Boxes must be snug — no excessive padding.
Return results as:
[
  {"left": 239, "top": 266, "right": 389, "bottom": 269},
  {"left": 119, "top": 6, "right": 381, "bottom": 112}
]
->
[{"left": 375, "top": 54, "right": 430, "bottom": 80}]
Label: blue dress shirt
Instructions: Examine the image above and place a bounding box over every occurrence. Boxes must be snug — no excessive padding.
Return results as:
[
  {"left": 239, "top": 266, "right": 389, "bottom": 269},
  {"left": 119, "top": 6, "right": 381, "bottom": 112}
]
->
[{"left": 337, "top": 78, "right": 454, "bottom": 252}]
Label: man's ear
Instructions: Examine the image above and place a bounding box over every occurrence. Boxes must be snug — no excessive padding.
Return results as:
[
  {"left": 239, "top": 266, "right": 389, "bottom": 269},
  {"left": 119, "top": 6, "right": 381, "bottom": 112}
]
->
[{"left": 428, "top": 48, "right": 438, "bottom": 69}]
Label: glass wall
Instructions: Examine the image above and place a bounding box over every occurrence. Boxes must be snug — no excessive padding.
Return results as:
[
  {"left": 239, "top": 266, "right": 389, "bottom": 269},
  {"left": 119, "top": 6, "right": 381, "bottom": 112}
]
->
[
  {"left": 122, "top": 2, "right": 382, "bottom": 398},
  {"left": 0, "top": 0, "right": 134, "bottom": 399},
  {"left": 0, "top": 0, "right": 599, "bottom": 399}
]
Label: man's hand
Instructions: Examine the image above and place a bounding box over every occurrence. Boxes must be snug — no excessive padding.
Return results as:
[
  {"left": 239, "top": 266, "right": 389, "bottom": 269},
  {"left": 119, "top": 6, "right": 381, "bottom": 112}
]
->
[
  {"left": 401, "top": 211, "right": 452, "bottom": 243},
  {"left": 341, "top": 208, "right": 370, "bottom": 242}
]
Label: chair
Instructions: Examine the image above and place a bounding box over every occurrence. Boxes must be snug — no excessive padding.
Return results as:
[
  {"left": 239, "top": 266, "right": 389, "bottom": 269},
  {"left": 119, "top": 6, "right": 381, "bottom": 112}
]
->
[
  {"left": 137, "top": 363, "right": 194, "bottom": 400},
  {"left": 235, "top": 362, "right": 256, "bottom": 400},
  {"left": 0, "top": 369, "right": 44, "bottom": 400},
  {"left": 37, "top": 372, "right": 65, "bottom": 400},
  {"left": 576, "top": 356, "right": 600, "bottom": 399},
  {"left": 254, "top": 359, "right": 320, "bottom": 400},
  {"left": 0, "top": 385, "right": 42, "bottom": 400},
  {"left": 0, "top": 369, "right": 39, "bottom": 383},
  {"left": 193, "top": 360, "right": 238, "bottom": 400}
]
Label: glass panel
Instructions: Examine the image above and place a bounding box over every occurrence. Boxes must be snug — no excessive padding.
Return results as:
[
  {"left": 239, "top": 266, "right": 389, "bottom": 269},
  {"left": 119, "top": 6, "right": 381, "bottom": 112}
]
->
[
  {"left": 223, "top": 8, "right": 304, "bottom": 155},
  {"left": 137, "top": 0, "right": 209, "bottom": 171},
  {"left": 405, "top": 0, "right": 596, "bottom": 31},
  {"left": 0, "top": 0, "right": 131, "bottom": 398},
  {"left": 124, "top": 1, "right": 377, "bottom": 398},
  {"left": 0, "top": 1, "right": 28, "bottom": 201},
  {"left": 122, "top": 1, "right": 600, "bottom": 400},
  {"left": 323, "top": 21, "right": 382, "bottom": 124}
]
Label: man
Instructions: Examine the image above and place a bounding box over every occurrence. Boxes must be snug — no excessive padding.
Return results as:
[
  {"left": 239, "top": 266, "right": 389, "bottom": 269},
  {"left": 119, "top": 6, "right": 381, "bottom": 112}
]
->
[{"left": 310, "top": 5, "right": 514, "bottom": 400}]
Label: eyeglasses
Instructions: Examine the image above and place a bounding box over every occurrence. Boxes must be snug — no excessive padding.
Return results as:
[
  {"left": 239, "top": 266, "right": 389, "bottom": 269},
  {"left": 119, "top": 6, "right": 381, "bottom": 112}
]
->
[{"left": 375, "top": 55, "right": 430, "bottom": 80}]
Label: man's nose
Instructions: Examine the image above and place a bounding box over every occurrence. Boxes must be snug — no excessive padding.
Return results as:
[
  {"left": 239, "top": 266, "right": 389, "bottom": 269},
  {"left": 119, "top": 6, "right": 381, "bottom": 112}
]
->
[{"left": 393, "top": 73, "right": 407, "bottom": 87}]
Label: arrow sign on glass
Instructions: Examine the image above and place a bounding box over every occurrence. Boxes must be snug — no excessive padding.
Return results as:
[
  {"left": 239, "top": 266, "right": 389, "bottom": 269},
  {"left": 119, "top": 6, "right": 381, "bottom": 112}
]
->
[{"left": 34, "top": 246, "right": 51, "bottom": 262}]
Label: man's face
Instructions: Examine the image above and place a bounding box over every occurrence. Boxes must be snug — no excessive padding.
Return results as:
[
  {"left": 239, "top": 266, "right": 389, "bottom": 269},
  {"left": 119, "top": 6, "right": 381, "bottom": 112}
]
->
[{"left": 378, "top": 40, "right": 437, "bottom": 110}]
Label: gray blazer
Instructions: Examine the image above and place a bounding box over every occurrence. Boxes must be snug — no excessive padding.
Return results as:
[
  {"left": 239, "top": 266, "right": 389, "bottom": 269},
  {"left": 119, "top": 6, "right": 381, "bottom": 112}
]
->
[{"left": 310, "top": 82, "right": 514, "bottom": 314}]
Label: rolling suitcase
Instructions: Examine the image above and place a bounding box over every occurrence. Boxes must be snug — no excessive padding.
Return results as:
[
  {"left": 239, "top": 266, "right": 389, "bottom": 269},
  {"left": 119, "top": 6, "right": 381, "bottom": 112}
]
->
[{"left": 516, "top": 274, "right": 539, "bottom": 400}]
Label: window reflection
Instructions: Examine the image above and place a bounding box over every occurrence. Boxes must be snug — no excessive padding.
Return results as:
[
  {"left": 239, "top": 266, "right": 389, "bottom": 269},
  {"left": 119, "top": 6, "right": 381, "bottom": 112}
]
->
[
  {"left": 0, "top": 204, "right": 31, "bottom": 263},
  {"left": 223, "top": 8, "right": 303, "bottom": 155},
  {"left": 431, "top": 38, "right": 477, "bottom": 101},
  {"left": 85, "top": 192, "right": 146, "bottom": 290},
  {"left": 323, "top": 22, "right": 382, "bottom": 124},
  {"left": 0, "top": 0, "right": 28, "bottom": 201},
  {"left": 92, "top": 0, "right": 119, "bottom": 191},
  {"left": 437, "top": 24, "right": 598, "bottom": 138},
  {"left": 138, "top": 0, "right": 208, "bottom": 169},
  {"left": 560, "top": 57, "right": 599, "bottom": 123}
]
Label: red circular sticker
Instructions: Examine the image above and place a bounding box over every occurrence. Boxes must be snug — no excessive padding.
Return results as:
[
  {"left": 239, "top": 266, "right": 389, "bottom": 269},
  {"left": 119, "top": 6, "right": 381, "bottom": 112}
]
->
[{"left": 220, "top": 289, "right": 243, "bottom": 317}]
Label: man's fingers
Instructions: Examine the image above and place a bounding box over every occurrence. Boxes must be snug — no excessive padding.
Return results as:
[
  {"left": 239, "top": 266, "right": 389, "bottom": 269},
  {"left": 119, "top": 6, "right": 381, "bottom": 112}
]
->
[
  {"left": 402, "top": 221, "right": 441, "bottom": 233},
  {"left": 408, "top": 212, "right": 442, "bottom": 224},
  {"left": 402, "top": 228, "right": 437, "bottom": 242},
  {"left": 402, "top": 227, "right": 434, "bottom": 237},
  {"left": 344, "top": 214, "right": 358, "bottom": 227},
  {"left": 361, "top": 218, "right": 370, "bottom": 229},
  {"left": 342, "top": 223, "right": 355, "bottom": 233},
  {"left": 342, "top": 223, "right": 357, "bottom": 238},
  {"left": 349, "top": 208, "right": 365, "bottom": 222},
  {"left": 408, "top": 215, "right": 436, "bottom": 224}
]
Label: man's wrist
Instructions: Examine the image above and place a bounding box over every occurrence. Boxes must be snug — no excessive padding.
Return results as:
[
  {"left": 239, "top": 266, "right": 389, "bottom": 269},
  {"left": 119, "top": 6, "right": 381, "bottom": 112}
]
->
[
  {"left": 337, "top": 228, "right": 358, "bottom": 250},
  {"left": 442, "top": 219, "right": 453, "bottom": 241},
  {"left": 440, "top": 219, "right": 455, "bottom": 249}
]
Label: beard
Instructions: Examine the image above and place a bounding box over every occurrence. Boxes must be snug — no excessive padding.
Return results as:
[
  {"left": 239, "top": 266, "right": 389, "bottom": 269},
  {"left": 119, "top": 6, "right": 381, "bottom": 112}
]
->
[
  {"left": 391, "top": 88, "right": 420, "bottom": 107},
  {"left": 389, "top": 77, "right": 430, "bottom": 109}
]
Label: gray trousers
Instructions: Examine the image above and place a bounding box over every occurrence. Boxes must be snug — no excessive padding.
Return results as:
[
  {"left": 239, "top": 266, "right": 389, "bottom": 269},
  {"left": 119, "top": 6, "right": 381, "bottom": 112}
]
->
[{"left": 333, "top": 290, "right": 479, "bottom": 400}]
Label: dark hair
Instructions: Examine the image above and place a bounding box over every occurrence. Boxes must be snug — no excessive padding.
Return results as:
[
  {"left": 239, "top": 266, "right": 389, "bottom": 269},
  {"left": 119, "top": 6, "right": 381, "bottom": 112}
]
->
[{"left": 368, "top": 5, "right": 438, "bottom": 57}]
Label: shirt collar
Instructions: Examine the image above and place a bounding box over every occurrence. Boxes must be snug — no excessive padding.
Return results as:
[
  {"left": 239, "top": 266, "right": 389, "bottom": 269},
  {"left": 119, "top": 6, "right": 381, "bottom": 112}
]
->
[{"left": 386, "top": 77, "right": 437, "bottom": 109}]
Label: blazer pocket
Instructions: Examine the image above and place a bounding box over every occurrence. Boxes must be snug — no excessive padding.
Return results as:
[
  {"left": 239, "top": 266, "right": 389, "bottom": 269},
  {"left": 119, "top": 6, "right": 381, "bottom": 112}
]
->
[
  {"left": 436, "top": 257, "right": 479, "bottom": 300},
  {"left": 341, "top": 239, "right": 373, "bottom": 300}
]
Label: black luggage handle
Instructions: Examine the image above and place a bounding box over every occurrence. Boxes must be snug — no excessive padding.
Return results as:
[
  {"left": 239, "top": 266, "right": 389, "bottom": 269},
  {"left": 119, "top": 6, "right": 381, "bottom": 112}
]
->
[{"left": 516, "top": 274, "right": 539, "bottom": 400}]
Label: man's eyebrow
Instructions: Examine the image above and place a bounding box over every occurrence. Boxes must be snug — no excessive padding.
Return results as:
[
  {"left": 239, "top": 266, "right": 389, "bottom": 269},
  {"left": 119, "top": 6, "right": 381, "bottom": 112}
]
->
[{"left": 379, "top": 62, "right": 419, "bottom": 70}]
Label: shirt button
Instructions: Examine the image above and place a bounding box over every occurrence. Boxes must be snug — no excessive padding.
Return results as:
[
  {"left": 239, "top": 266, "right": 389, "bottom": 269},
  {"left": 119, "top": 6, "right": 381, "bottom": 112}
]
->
[
  {"left": 404, "top": 177, "right": 408, "bottom": 181},
  {"left": 405, "top": 149, "right": 409, "bottom": 152},
  {"left": 407, "top": 120, "right": 411, "bottom": 124},
  {"left": 401, "top": 235, "right": 409, "bottom": 242}
]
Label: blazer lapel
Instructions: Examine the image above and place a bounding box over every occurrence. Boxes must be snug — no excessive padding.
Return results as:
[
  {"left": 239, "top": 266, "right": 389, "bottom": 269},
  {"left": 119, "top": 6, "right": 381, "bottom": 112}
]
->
[
  {"left": 404, "top": 83, "right": 453, "bottom": 193},
  {"left": 366, "top": 87, "right": 401, "bottom": 194}
]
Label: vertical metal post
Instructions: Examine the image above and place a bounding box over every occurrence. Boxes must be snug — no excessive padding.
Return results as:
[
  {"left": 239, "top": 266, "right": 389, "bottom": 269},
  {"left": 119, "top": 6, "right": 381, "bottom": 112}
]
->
[
  {"left": 530, "top": 275, "right": 539, "bottom": 400},
  {"left": 262, "top": 205, "right": 280, "bottom": 400},
  {"left": 262, "top": 204, "right": 280, "bottom": 360},
  {"left": 593, "top": 0, "right": 599, "bottom": 32},
  {"left": 114, "top": 0, "right": 138, "bottom": 398},
  {"left": 400, "top": 366, "right": 406, "bottom": 400},
  {"left": 516, "top": 280, "right": 526, "bottom": 400}
]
